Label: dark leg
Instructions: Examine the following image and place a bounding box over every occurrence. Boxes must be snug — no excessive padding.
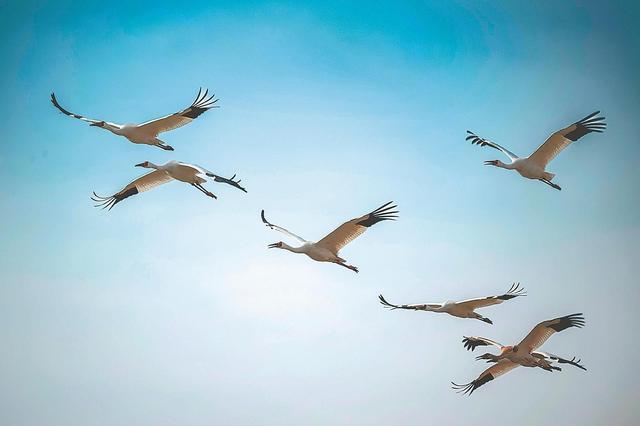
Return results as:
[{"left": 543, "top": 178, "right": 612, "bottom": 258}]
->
[
  {"left": 197, "top": 183, "right": 217, "bottom": 199},
  {"left": 156, "top": 143, "right": 174, "bottom": 151},
  {"left": 475, "top": 314, "right": 493, "bottom": 325},
  {"left": 191, "top": 183, "right": 217, "bottom": 199},
  {"left": 196, "top": 183, "right": 217, "bottom": 199},
  {"left": 335, "top": 261, "right": 359, "bottom": 273},
  {"left": 539, "top": 179, "right": 561, "bottom": 191}
]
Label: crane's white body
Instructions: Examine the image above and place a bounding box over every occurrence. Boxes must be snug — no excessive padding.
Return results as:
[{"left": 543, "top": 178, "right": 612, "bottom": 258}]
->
[
  {"left": 445, "top": 302, "right": 489, "bottom": 319},
  {"left": 388, "top": 301, "right": 487, "bottom": 317},
  {"left": 155, "top": 161, "right": 207, "bottom": 183},
  {"left": 414, "top": 302, "right": 496, "bottom": 319},
  {"left": 498, "top": 346, "right": 543, "bottom": 368},
  {"left": 105, "top": 124, "right": 166, "bottom": 147},
  {"left": 497, "top": 158, "right": 554, "bottom": 181},
  {"left": 279, "top": 242, "right": 342, "bottom": 263}
]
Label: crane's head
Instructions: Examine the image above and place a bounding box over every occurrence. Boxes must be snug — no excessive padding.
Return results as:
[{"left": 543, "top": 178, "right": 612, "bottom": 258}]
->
[
  {"left": 135, "top": 161, "right": 151, "bottom": 168},
  {"left": 475, "top": 353, "right": 499, "bottom": 363},
  {"left": 484, "top": 159, "right": 507, "bottom": 168},
  {"left": 90, "top": 121, "right": 106, "bottom": 127},
  {"left": 268, "top": 241, "right": 284, "bottom": 249}
]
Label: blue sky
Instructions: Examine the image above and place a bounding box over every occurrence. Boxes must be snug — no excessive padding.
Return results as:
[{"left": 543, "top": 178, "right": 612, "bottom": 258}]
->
[{"left": 1, "top": 1, "right": 639, "bottom": 425}]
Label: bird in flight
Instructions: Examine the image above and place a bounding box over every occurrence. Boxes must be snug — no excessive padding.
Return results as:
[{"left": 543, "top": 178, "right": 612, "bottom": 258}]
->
[
  {"left": 92, "top": 161, "right": 246, "bottom": 210},
  {"left": 466, "top": 111, "right": 606, "bottom": 190},
  {"left": 452, "top": 313, "right": 586, "bottom": 395},
  {"left": 378, "top": 282, "right": 525, "bottom": 324},
  {"left": 50, "top": 88, "right": 218, "bottom": 151},
  {"left": 261, "top": 202, "right": 398, "bottom": 273}
]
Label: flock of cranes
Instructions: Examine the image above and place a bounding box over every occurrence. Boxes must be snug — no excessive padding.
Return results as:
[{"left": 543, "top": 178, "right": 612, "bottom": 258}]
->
[
  {"left": 51, "top": 88, "right": 605, "bottom": 396},
  {"left": 454, "top": 313, "right": 586, "bottom": 395}
]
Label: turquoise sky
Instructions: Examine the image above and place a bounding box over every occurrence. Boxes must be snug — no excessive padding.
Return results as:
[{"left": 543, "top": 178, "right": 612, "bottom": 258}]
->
[{"left": 1, "top": 1, "right": 639, "bottom": 425}]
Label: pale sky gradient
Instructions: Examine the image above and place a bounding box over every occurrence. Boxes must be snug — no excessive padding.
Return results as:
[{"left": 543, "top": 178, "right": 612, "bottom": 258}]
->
[{"left": 1, "top": 1, "right": 639, "bottom": 425}]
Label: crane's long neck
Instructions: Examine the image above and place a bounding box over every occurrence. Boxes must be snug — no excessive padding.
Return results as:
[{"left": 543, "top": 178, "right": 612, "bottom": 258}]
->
[
  {"left": 106, "top": 124, "right": 124, "bottom": 135},
  {"left": 498, "top": 160, "right": 516, "bottom": 169},
  {"left": 282, "top": 242, "right": 306, "bottom": 254},
  {"left": 145, "top": 162, "right": 163, "bottom": 171}
]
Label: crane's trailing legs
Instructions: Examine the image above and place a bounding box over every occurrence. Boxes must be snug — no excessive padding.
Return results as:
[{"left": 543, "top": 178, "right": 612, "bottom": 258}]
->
[
  {"left": 539, "top": 179, "right": 561, "bottom": 191},
  {"left": 474, "top": 313, "right": 493, "bottom": 324},
  {"left": 191, "top": 183, "right": 217, "bottom": 199},
  {"left": 335, "top": 260, "right": 359, "bottom": 273},
  {"left": 153, "top": 138, "right": 174, "bottom": 151}
]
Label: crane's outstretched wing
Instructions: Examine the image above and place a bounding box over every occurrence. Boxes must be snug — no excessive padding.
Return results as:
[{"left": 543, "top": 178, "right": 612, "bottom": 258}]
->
[
  {"left": 528, "top": 111, "right": 606, "bottom": 167},
  {"left": 50, "top": 93, "right": 121, "bottom": 128},
  {"left": 91, "top": 170, "right": 173, "bottom": 211},
  {"left": 455, "top": 283, "right": 526, "bottom": 311},
  {"left": 316, "top": 201, "right": 398, "bottom": 253},
  {"left": 378, "top": 294, "right": 443, "bottom": 311},
  {"left": 517, "top": 313, "right": 585, "bottom": 353},
  {"left": 261, "top": 210, "right": 307, "bottom": 243},
  {"left": 462, "top": 336, "right": 505, "bottom": 351},
  {"left": 451, "top": 359, "right": 519, "bottom": 396},
  {"left": 137, "top": 88, "right": 218, "bottom": 136},
  {"left": 532, "top": 351, "right": 587, "bottom": 371},
  {"left": 466, "top": 131, "right": 519, "bottom": 161}
]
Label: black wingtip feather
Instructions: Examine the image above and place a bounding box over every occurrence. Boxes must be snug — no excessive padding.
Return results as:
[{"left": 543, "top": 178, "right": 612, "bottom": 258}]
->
[
  {"left": 548, "top": 313, "right": 585, "bottom": 332},
  {"left": 378, "top": 294, "right": 398, "bottom": 309},
  {"left": 497, "top": 282, "right": 526, "bottom": 300},
  {"left": 261, "top": 209, "right": 272, "bottom": 226},
  {"left": 357, "top": 202, "right": 400, "bottom": 227},
  {"left": 566, "top": 112, "right": 606, "bottom": 141}
]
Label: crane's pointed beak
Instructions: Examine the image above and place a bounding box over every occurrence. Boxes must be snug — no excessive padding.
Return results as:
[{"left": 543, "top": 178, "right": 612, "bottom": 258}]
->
[
  {"left": 268, "top": 243, "right": 279, "bottom": 249},
  {"left": 135, "top": 162, "right": 145, "bottom": 167}
]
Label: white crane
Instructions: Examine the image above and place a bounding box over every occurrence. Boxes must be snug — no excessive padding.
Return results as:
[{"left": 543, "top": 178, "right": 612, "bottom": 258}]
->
[
  {"left": 467, "top": 111, "right": 606, "bottom": 190},
  {"left": 261, "top": 202, "right": 398, "bottom": 273},
  {"left": 51, "top": 88, "right": 218, "bottom": 151},
  {"left": 92, "top": 161, "right": 246, "bottom": 210},
  {"left": 378, "top": 283, "right": 525, "bottom": 324},
  {"left": 452, "top": 313, "right": 586, "bottom": 395}
]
